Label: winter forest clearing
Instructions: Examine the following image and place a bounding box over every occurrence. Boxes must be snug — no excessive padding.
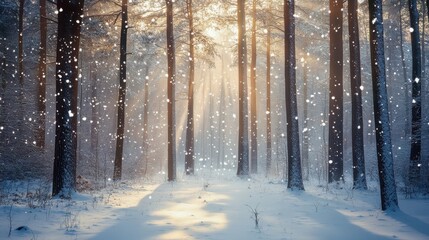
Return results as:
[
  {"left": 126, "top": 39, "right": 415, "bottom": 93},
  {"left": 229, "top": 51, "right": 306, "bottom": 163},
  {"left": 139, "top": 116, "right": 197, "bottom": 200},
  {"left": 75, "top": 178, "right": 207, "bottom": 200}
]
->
[
  {"left": 1, "top": 0, "right": 429, "bottom": 239},
  {"left": 0, "top": 176, "right": 429, "bottom": 240}
]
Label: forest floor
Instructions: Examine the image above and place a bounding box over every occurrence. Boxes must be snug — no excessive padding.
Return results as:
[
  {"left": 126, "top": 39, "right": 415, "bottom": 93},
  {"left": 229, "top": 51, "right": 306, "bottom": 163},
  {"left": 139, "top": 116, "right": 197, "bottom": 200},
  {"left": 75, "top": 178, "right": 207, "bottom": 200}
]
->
[{"left": 0, "top": 173, "right": 429, "bottom": 240}]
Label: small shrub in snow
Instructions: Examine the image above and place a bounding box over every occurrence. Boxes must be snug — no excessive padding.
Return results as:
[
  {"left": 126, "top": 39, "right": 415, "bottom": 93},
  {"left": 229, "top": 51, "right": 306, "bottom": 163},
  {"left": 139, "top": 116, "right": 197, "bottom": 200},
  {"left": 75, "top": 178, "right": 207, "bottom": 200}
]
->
[
  {"left": 26, "top": 185, "right": 51, "bottom": 209},
  {"left": 61, "top": 211, "right": 80, "bottom": 232},
  {"left": 246, "top": 204, "right": 261, "bottom": 231}
]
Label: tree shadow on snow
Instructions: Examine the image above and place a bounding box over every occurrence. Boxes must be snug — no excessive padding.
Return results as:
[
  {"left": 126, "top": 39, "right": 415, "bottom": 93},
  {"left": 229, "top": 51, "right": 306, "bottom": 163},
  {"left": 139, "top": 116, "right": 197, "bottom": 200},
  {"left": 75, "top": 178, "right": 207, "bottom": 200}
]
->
[{"left": 88, "top": 180, "right": 429, "bottom": 240}]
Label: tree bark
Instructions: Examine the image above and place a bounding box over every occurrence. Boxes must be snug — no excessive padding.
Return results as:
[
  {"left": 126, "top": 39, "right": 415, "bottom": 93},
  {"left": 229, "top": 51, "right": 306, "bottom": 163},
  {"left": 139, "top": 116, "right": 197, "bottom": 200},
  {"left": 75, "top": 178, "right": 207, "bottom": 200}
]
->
[
  {"left": 250, "top": 0, "right": 258, "bottom": 174},
  {"left": 113, "top": 0, "right": 129, "bottom": 181},
  {"left": 166, "top": 0, "right": 176, "bottom": 181},
  {"left": 52, "top": 0, "right": 84, "bottom": 198},
  {"left": 90, "top": 63, "right": 99, "bottom": 182},
  {"left": 285, "top": 0, "right": 304, "bottom": 191},
  {"left": 36, "top": 0, "right": 47, "bottom": 149},
  {"left": 17, "top": 0, "right": 25, "bottom": 137},
  {"left": 302, "top": 60, "right": 309, "bottom": 181},
  {"left": 348, "top": 0, "right": 367, "bottom": 190},
  {"left": 408, "top": 0, "right": 422, "bottom": 189},
  {"left": 18, "top": 0, "right": 24, "bottom": 87},
  {"left": 185, "top": 0, "right": 195, "bottom": 175},
  {"left": 236, "top": 0, "right": 249, "bottom": 176},
  {"left": 265, "top": 2, "right": 272, "bottom": 177},
  {"left": 399, "top": 2, "right": 411, "bottom": 137},
  {"left": 368, "top": 0, "right": 399, "bottom": 211},
  {"left": 328, "top": 0, "right": 344, "bottom": 183}
]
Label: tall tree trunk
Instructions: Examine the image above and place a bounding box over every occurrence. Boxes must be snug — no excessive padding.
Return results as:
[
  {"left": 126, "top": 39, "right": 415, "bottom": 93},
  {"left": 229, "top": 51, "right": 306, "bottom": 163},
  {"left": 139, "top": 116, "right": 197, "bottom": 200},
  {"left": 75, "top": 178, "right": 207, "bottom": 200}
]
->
[
  {"left": 90, "top": 62, "right": 99, "bottom": 182},
  {"left": 209, "top": 72, "right": 214, "bottom": 166},
  {"left": 348, "top": 0, "right": 367, "bottom": 190},
  {"left": 250, "top": 0, "right": 258, "bottom": 174},
  {"left": 0, "top": 53, "right": 5, "bottom": 144},
  {"left": 285, "top": 0, "right": 304, "bottom": 191},
  {"left": 422, "top": 0, "right": 426, "bottom": 82},
  {"left": 265, "top": 3, "right": 272, "bottom": 177},
  {"left": 218, "top": 59, "right": 226, "bottom": 168},
  {"left": 328, "top": 0, "right": 344, "bottom": 183},
  {"left": 399, "top": 2, "right": 411, "bottom": 137},
  {"left": 166, "top": 0, "right": 176, "bottom": 181},
  {"left": 18, "top": 0, "right": 24, "bottom": 88},
  {"left": 36, "top": 0, "right": 47, "bottom": 148},
  {"left": 185, "top": 0, "right": 195, "bottom": 175},
  {"left": 368, "top": 0, "right": 399, "bottom": 211},
  {"left": 302, "top": 60, "right": 309, "bottom": 181},
  {"left": 408, "top": 0, "right": 422, "bottom": 188},
  {"left": 52, "top": 0, "right": 84, "bottom": 198},
  {"left": 17, "top": 0, "right": 25, "bottom": 137},
  {"left": 422, "top": 0, "right": 429, "bottom": 188},
  {"left": 113, "top": 0, "right": 128, "bottom": 181},
  {"left": 237, "top": 0, "right": 249, "bottom": 176}
]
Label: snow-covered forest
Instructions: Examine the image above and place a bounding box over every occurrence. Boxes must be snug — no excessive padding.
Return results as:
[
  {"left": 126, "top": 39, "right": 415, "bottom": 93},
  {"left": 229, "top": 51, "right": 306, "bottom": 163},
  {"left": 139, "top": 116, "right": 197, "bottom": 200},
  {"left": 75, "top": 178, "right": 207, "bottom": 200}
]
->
[{"left": 0, "top": 0, "right": 428, "bottom": 239}]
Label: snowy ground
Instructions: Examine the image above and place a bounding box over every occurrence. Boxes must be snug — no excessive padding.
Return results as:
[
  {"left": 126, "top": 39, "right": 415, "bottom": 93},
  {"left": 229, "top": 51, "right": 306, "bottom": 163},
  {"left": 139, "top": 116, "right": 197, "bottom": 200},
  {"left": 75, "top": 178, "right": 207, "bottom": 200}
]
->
[{"left": 1, "top": 174, "right": 429, "bottom": 240}]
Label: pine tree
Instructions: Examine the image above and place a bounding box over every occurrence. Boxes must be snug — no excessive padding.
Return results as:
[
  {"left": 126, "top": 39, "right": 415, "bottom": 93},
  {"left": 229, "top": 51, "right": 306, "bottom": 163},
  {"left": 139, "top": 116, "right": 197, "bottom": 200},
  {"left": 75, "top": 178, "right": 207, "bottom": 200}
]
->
[
  {"left": 408, "top": 0, "right": 422, "bottom": 189},
  {"left": 250, "top": 0, "right": 258, "bottom": 174},
  {"left": 36, "top": 0, "right": 47, "bottom": 149},
  {"left": 368, "top": 0, "right": 399, "bottom": 211},
  {"left": 285, "top": 0, "right": 304, "bottom": 191},
  {"left": 348, "top": 0, "right": 367, "bottom": 190},
  {"left": 52, "top": 0, "right": 85, "bottom": 198},
  {"left": 265, "top": 1, "right": 272, "bottom": 176},
  {"left": 113, "top": 0, "right": 129, "bottom": 181},
  {"left": 166, "top": 0, "right": 176, "bottom": 181},
  {"left": 237, "top": 0, "right": 249, "bottom": 176},
  {"left": 328, "top": 0, "right": 344, "bottom": 183},
  {"left": 185, "top": 0, "right": 195, "bottom": 175}
]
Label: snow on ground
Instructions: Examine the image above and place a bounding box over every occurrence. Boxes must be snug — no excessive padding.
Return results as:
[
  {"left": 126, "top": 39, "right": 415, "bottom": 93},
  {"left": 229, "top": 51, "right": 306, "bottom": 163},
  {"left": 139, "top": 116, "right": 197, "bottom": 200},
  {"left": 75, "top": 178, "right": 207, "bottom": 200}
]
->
[{"left": 1, "top": 174, "right": 429, "bottom": 240}]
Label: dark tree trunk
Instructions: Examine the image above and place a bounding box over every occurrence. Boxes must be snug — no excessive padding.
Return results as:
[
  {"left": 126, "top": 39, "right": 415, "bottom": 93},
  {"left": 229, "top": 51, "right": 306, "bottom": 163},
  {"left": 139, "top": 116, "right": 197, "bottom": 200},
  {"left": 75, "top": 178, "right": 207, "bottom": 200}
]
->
[
  {"left": 348, "top": 0, "right": 367, "bottom": 190},
  {"left": 250, "top": 0, "right": 258, "bottom": 174},
  {"left": 113, "top": 0, "right": 128, "bottom": 181},
  {"left": 328, "top": 0, "right": 344, "bottom": 183},
  {"left": 18, "top": 0, "right": 24, "bottom": 87},
  {"left": 0, "top": 53, "right": 5, "bottom": 144},
  {"left": 399, "top": 2, "right": 411, "bottom": 137},
  {"left": 265, "top": 3, "right": 272, "bottom": 177},
  {"left": 90, "top": 62, "right": 99, "bottom": 181},
  {"left": 408, "top": 0, "right": 422, "bottom": 188},
  {"left": 302, "top": 60, "right": 309, "bottom": 181},
  {"left": 422, "top": 0, "right": 426, "bottom": 82},
  {"left": 17, "top": 0, "right": 25, "bottom": 135},
  {"left": 52, "top": 0, "right": 84, "bottom": 198},
  {"left": 185, "top": 0, "right": 195, "bottom": 175},
  {"left": 368, "top": 0, "right": 399, "bottom": 211},
  {"left": 166, "top": 0, "right": 176, "bottom": 181},
  {"left": 285, "top": 0, "right": 304, "bottom": 191},
  {"left": 237, "top": 0, "right": 249, "bottom": 176},
  {"left": 36, "top": 0, "right": 47, "bottom": 148}
]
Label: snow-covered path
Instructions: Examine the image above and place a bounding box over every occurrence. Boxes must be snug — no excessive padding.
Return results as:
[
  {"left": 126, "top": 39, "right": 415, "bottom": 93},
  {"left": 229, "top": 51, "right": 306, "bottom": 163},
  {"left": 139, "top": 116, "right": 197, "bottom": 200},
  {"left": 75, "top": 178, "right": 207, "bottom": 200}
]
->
[{"left": 2, "top": 176, "right": 429, "bottom": 239}]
